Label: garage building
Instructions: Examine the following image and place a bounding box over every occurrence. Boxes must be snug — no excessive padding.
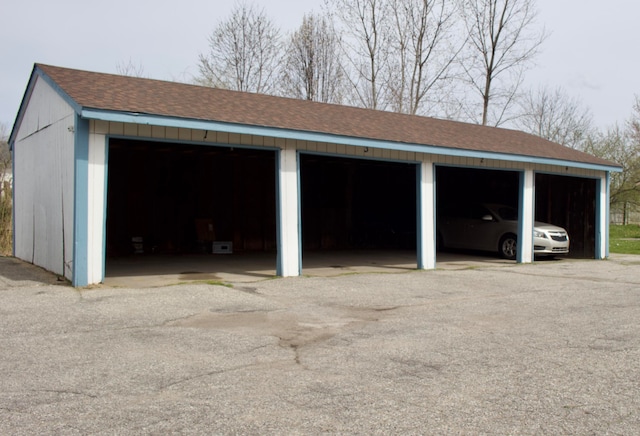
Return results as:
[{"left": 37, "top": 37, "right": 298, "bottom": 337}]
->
[{"left": 9, "top": 64, "right": 621, "bottom": 286}]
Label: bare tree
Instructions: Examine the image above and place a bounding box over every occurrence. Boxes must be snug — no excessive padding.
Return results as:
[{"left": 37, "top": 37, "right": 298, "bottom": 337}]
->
[
  {"left": 387, "top": 0, "right": 463, "bottom": 115},
  {"left": 628, "top": 95, "right": 640, "bottom": 147},
  {"left": 280, "top": 13, "right": 345, "bottom": 103},
  {"left": 516, "top": 85, "right": 593, "bottom": 149},
  {"left": 459, "top": 0, "right": 545, "bottom": 126},
  {"left": 327, "top": 0, "right": 391, "bottom": 110},
  {"left": 197, "top": 2, "right": 281, "bottom": 94},
  {"left": 582, "top": 100, "right": 640, "bottom": 221},
  {"left": 116, "top": 59, "right": 147, "bottom": 78}
]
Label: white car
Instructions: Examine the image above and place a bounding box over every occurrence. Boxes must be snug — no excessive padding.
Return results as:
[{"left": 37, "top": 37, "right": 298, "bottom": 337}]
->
[{"left": 438, "top": 203, "right": 570, "bottom": 259}]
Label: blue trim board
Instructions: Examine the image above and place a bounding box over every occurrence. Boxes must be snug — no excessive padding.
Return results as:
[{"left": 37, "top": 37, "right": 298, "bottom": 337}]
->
[
  {"left": 606, "top": 173, "right": 611, "bottom": 258},
  {"left": 101, "top": 136, "right": 110, "bottom": 282},
  {"left": 275, "top": 149, "right": 283, "bottom": 276},
  {"left": 432, "top": 162, "right": 438, "bottom": 266},
  {"left": 416, "top": 164, "right": 424, "bottom": 269},
  {"left": 81, "top": 108, "right": 621, "bottom": 174},
  {"left": 296, "top": 150, "right": 303, "bottom": 275},
  {"left": 72, "top": 115, "right": 90, "bottom": 287},
  {"left": 11, "top": 146, "right": 16, "bottom": 256}
]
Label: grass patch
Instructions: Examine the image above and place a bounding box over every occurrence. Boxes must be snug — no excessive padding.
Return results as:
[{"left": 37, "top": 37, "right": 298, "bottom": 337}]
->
[
  {"left": 205, "top": 280, "right": 234, "bottom": 288},
  {"left": 610, "top": 224, "right": 640, "bottom": 255}
]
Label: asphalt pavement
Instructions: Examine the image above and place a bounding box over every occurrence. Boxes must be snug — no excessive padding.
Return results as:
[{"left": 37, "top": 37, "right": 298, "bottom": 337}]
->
[{"left": 1, "top": 255, "right": 639, "bottom": 434}]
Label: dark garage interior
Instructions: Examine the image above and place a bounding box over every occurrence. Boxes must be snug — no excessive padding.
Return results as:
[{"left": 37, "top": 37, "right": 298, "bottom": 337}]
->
[
  {"left": 437, "top": 166, "right": 519, "bottom": 210},
  {"left": 104, "top": 140, "right": 597, "bottom": 281},
  {"left": 535, "top": 174, "right": 596, "bottom": 258},
  {"left": 106, "top": 139, "right": 277, "bottom": 258},
  {"left": 300, "top": 154, "right": 417, "bottom": 253},
  {"left": 436, "top": 166, "right": 519, "bottom": 257},
  {"left": 105, "top": 145, "right": 419, "bottom": 279},
  {"left": 436, "top": 166, "right": 596, "bottom": 259}
]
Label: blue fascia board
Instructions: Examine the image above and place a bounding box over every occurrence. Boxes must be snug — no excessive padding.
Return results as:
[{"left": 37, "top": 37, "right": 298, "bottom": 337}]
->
[{"left": 81, "top": 108, "right": 622, "bottom": 174}]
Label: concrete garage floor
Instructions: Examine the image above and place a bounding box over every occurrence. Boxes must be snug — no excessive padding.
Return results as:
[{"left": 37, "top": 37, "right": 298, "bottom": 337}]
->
[
  {"left": 104, "top": 250, "right": 517, "bottom": 287},
  {"left": 1, "top": 253, "right": 639, "bottom": 434}
]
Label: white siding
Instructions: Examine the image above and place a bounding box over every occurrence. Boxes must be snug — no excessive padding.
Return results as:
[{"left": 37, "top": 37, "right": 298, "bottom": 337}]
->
[
  {"left": 94, "top": 119, "right": 607, "bottom": 181},
  {"left": 519, "top": 169, "right": 535, "bottom": 263},
  {"left": 13, "top": 77, "right": 75, "bottom": 279},
  {"left": 277, "top": 147, "right": 301, "bottom": 276},
  {"left": 418, "top": 161, "right": 436, "bottom": 269},
  {"left": 87, "top": 133, "right": 107, "bottom": 283},
  {"left": 90, "top": 119, "right": 609, "bottom": 279}
]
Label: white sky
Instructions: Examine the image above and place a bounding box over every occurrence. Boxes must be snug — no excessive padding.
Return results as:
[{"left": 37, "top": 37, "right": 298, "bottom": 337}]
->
[{"left": 1, "top": 0, "right": 638, "bottom": 132}]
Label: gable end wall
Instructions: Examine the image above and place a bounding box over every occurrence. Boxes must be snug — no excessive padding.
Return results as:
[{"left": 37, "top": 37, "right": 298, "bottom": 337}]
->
[{"left": 13, "top": 77, "right": 75, "bottom": 280}]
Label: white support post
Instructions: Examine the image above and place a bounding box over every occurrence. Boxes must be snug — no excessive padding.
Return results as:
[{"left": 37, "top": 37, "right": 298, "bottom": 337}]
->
[
  {"left": 276, "top": 147, "right": 301, "bottom": 277},
  {"left": 87, "top": 132, "right": 108, "bottom": 284},
  {"left": 595, "top": 173, "right": 609, "bottom": 260},
  {"left": 518, "top": 169, "right": 535, "bottom": 263},
  {"left": 417, "top": 161, "right": 436, "bottom": 270}
]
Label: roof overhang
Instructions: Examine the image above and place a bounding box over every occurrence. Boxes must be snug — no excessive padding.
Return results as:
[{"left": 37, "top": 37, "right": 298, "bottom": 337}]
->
[
  {"left": 9, "top": 64, "right": 621, "bottom": 174},
  {"left": 82, "top": 107, "right": 623, "bottom": 174}
]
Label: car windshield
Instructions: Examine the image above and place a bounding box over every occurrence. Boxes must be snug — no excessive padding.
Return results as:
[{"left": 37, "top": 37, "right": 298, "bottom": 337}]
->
[{"left": 495, "top": 206, "right": 518, "bottom": 221}]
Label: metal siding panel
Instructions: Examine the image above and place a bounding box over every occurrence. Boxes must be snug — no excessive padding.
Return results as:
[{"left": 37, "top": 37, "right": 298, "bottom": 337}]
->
[
  {"left": 110, "top": 122, "right": 125, "bottom": 135},
  {"left": 15, "top": 77, "right": 75, "bottom": 142},
  {"left": 13, "top": 78, "right": 75, "bottom": 279},
  {"left": 213, "top": 131, "right": 223, "bottom": 142},
  {"left": 166, "top": 127, "right": 179, "bottom": 140},
  {"left": 151, "top": 125, "right": 165, "bottom": 138},
  {"left": 138, "top": 124, "right": 152, "bottom": 137},
  {"left": 124, "top": 123, "right": 138, "bottom": 137},
  {"left": 240, "top": 134, "right": 252, "bottom": 145},
  {"left": 179, "top": 128, "right": 191, "bottom": 141},
  {"left": 229, "top": 133, "right": 241, "bottom": 144},
  {"left": 94, "top": 120, "right": 109, "bottom": 135}
]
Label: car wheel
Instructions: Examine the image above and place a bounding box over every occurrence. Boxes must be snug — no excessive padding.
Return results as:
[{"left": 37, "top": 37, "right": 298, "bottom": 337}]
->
[{"left": 499, "top": 234, "right": 517, "bottom": 260}]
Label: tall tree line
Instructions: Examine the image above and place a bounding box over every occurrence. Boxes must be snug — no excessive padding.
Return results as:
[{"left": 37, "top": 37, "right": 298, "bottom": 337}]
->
[
  {"left": 195, "top": 1, "right": 639, "bottom": 215},
  {"left": 196, "top": 0, "right": 544, "bottom": 126}
]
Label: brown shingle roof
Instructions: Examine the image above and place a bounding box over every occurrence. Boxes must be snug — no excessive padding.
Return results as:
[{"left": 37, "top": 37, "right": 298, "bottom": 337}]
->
[{"left": 36, "top": 63, "right": 618, "bottom": 169}]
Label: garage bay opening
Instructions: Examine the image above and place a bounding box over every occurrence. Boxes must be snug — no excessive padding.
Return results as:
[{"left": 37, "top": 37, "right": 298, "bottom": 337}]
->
[
  {"left": 436, "top": 166, "right": 520, "bottom": 262},
  {"left": 105, "top": 139, "right": 277, "bottom": 281},
  {"left": 300, "top": 154, "right": 417, "bottom": 272}
]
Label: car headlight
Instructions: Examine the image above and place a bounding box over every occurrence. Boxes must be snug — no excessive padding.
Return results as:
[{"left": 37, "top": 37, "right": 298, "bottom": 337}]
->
[{"left": 533, "top": 230, "right": 547, "bottom": 239}]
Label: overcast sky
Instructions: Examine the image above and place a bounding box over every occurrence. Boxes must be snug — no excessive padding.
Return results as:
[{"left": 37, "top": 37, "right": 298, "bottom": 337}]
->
[{"left": 1, "top": 0, "right": 638, "bottom": 133}]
